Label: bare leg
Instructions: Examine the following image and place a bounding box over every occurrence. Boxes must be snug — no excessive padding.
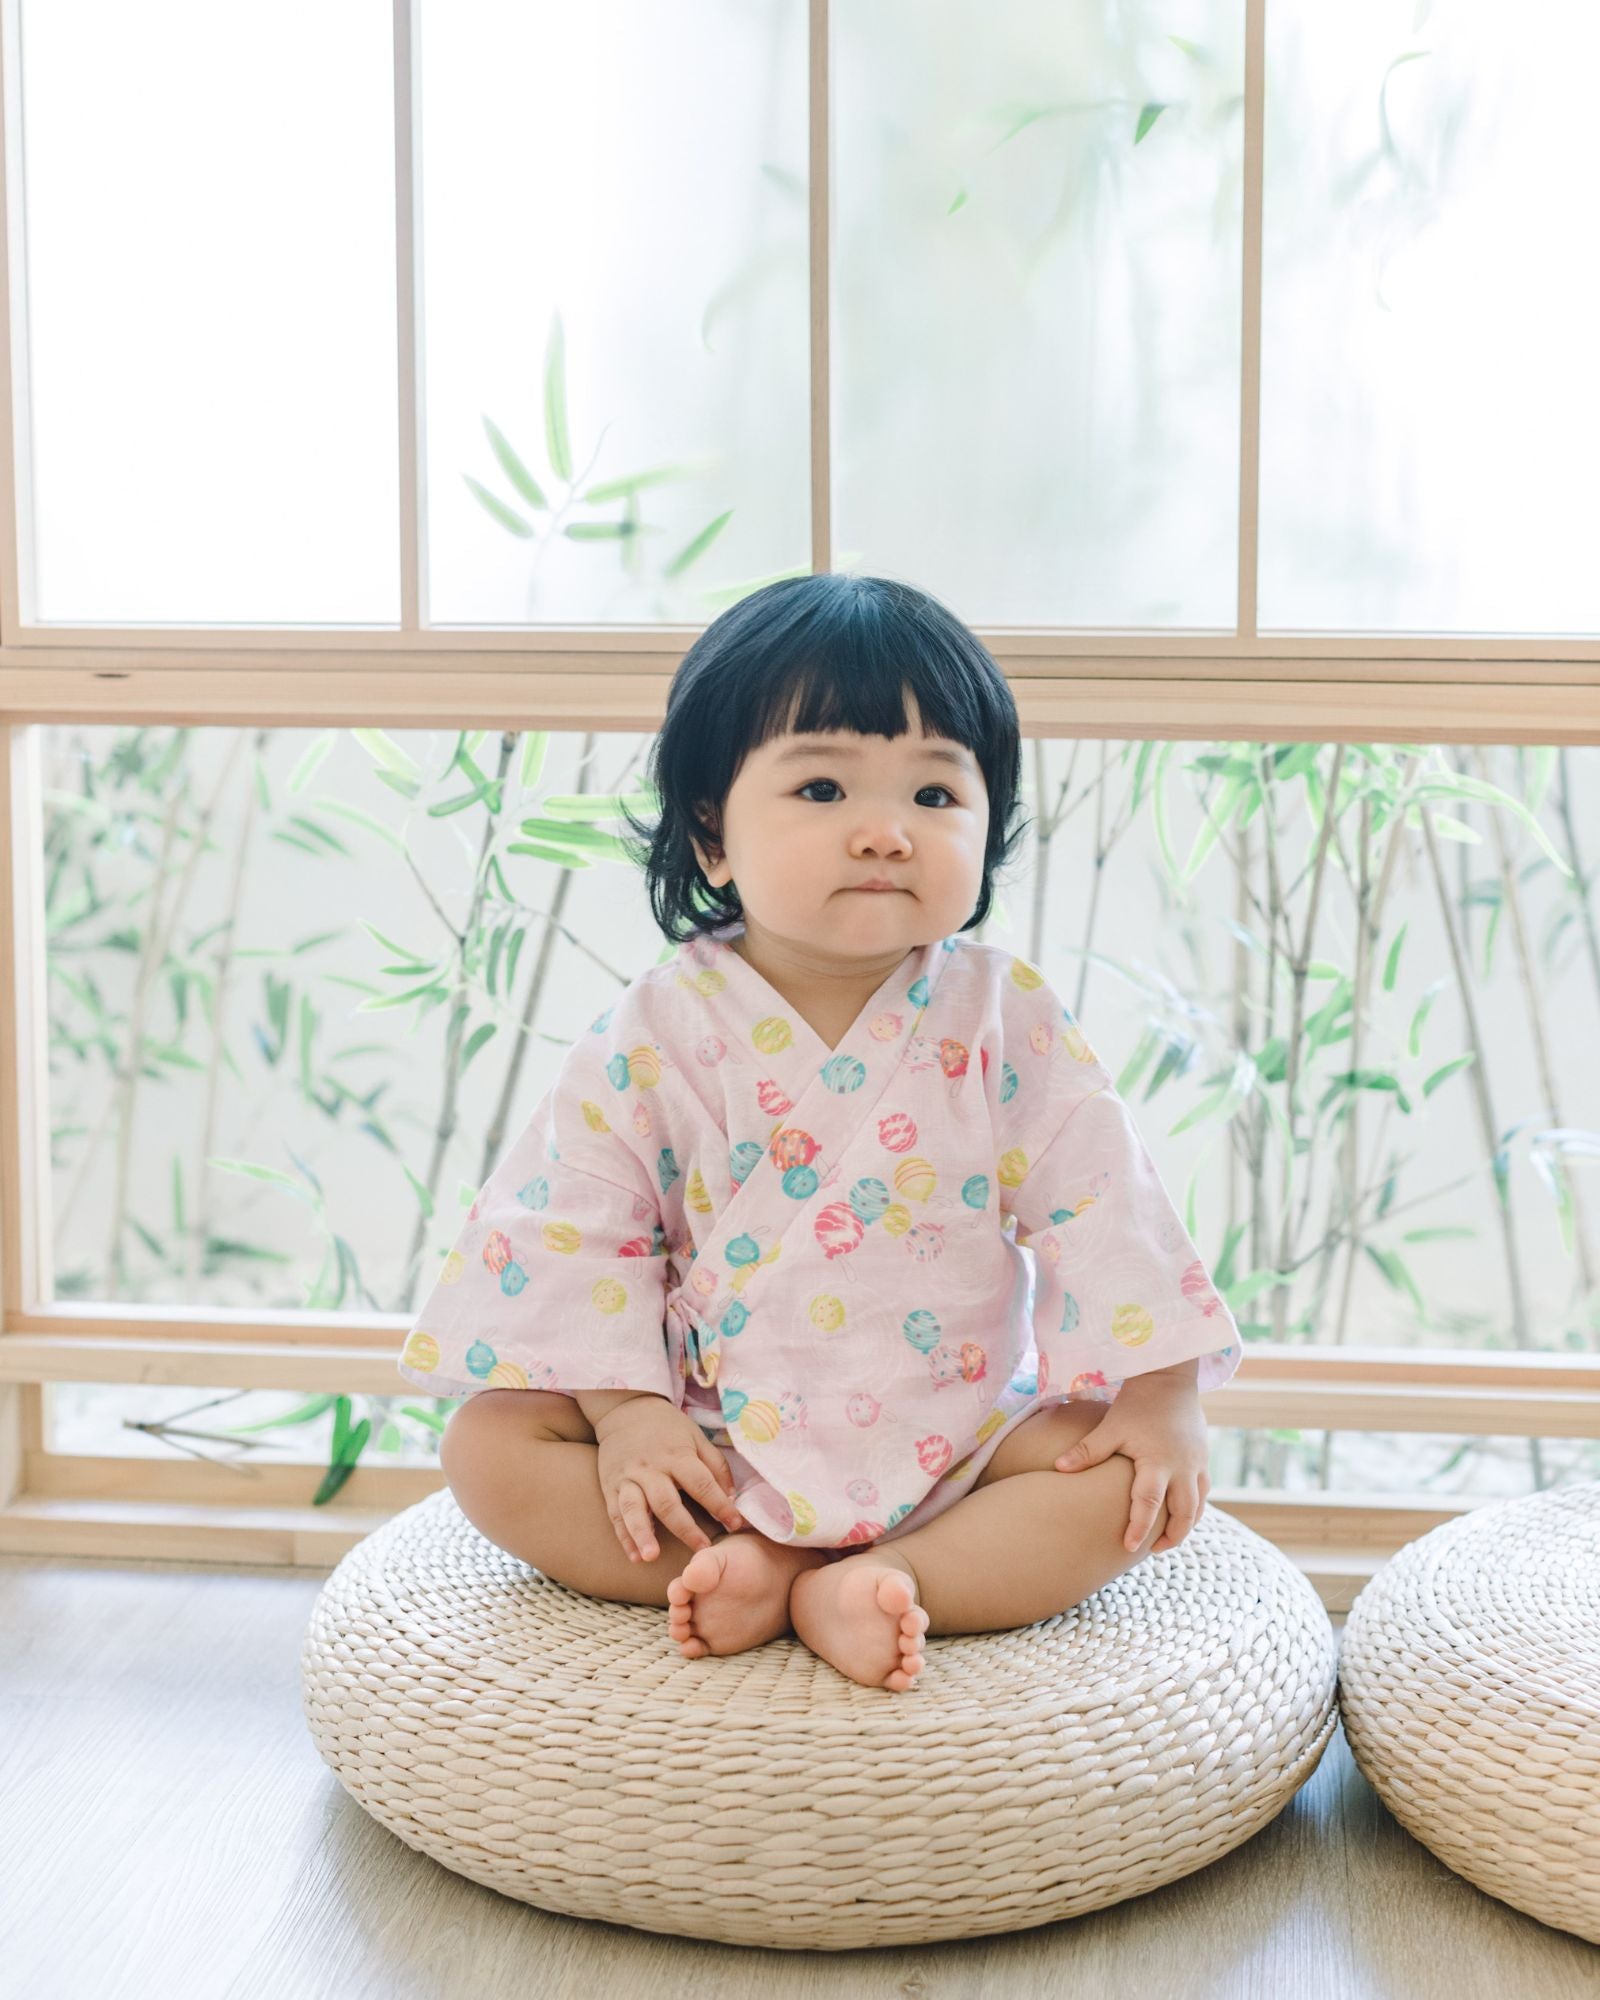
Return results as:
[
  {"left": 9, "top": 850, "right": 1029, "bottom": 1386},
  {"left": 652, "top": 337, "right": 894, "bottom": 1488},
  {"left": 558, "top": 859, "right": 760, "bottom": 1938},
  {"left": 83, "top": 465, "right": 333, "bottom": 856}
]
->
[
  {"left": 439, "top": 1388, "right": 823, "bottom": 1655},
  {"left": 789, "top": 1400, "right": 1170, "bottom": 1687}
]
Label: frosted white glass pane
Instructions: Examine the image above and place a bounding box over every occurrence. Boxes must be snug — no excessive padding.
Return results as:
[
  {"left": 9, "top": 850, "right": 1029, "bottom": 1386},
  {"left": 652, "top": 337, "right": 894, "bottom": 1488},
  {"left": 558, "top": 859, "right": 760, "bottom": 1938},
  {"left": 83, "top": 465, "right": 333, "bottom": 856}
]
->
[
  {"left": 17, "top": 0, "right": 399, "bottom": 625},
  {"left": 831, "top": 1, "right": 1243, "bottom": 629},
  {"left": 1260, "top": 0, "right": 1600, "bottom": 634},
  {"left": 420, "top": 0, "right": 810, "bottom": 625}
]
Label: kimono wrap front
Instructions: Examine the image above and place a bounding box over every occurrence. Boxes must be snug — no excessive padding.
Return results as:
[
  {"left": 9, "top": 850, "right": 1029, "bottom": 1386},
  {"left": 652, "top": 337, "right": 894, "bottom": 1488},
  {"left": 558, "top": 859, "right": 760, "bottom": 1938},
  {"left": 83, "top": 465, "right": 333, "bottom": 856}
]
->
[{"left": 397, "top": 921, "right": 1242, "bottom": 1549}]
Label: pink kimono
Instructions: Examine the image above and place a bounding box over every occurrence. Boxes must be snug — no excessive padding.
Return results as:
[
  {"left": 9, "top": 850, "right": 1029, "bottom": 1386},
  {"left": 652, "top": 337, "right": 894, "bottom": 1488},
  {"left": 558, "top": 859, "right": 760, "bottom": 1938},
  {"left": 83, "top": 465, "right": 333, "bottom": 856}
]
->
[{"left": 397, "top": 920, "right": 1242, "bottom": 1549}]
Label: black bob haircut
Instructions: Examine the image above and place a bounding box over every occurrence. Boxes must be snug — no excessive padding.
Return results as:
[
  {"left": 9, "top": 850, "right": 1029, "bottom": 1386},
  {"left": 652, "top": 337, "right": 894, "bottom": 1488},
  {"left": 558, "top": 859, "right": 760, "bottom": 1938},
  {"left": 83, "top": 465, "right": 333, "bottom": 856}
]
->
[{"left": 617, "top": 572, "right": 1029, "bottom": 943}]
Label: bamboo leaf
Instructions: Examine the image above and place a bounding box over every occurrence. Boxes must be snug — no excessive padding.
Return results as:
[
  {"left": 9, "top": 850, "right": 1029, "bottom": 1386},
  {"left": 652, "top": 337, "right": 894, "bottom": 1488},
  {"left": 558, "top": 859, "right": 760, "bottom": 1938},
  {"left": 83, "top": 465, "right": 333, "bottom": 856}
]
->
[
  {"left": 1134, "top": 102, "right": 1167, "bottom": 143},
  {"left": 463, "top": 474, "right": 534, "bottom": 539},
  {"left": 519, "top": 731, "right": 550, "bottom": 791},
  {"left": 1382, "top": 921, "right": 1407, "bottom": 992},
  {"left": 287, "top": 733, "right": 337, "bottom": 796},
  {"left": 481, "top": 415, "right": 549, "bottom": 510},
  {"left": 351, "top": 729, "right": 422, "bottom": 781},
  {"left": 544, "top": 310, "right": 572, "bottom": 482},
  {"left": 1421, "top": 1053, "right": 1476, "bottom": 1098},
  {"left": 664, "top": 508, "right": 734, "bottom": 580}
]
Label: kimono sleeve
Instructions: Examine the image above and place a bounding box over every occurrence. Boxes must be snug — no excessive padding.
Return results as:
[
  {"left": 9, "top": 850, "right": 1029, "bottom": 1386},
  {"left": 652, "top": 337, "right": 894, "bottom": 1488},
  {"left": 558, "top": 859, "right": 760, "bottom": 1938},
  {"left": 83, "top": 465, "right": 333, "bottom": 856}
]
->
[
  {"left": 996, "top": 966, "right": 1242, "bottom": 1399},
  {"left": 395, "top": 1017, "right": 676, "bottom": 1403}
]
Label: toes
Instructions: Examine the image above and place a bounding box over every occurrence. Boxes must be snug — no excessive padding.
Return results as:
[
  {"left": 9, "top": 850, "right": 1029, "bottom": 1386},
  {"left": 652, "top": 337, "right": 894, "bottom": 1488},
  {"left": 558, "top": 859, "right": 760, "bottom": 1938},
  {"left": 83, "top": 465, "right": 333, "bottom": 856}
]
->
[
  {"left": 873, "top": 1570, "right": 916, "bottom": 1617},
  {"left": 679, "top": 1545, "right": 725, "bottom": 1595}
]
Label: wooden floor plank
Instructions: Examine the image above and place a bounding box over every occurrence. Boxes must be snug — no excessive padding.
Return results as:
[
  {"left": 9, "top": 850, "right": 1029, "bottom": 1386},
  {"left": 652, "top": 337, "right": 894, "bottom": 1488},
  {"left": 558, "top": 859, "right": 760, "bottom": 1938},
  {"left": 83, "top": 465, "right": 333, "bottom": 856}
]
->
[{"left": 2, "top": 1554, "right": 1595, "bottom": 1999}]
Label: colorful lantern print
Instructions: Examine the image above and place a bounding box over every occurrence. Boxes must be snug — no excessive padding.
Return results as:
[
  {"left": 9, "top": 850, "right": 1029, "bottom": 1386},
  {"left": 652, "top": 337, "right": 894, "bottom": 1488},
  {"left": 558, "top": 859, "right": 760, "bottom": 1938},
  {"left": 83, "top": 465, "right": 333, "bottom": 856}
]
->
[
  {"left": 618, "top": 1235, "right": 653, "bottom": 1258},
  {"left": 938, "top": 1038, "right": 969, "bottom": 1079},
  {"left": 769, "top": 1126, "right": 820, "bottom": 1172},
  {"left": 976, "top": 1406, "right": 1008, "bottom": 1445},
  {"left": 867, "top": 1011, "right": 903, "bottom": 1042},
  {"left": 591, "top": 1278, "right": 627, "bottom": 1315},
  {"left": 877, "top": 1110, "right": 918, "bottom": 1153},
  {"left": 1113, "top": 1303, "right": 1155, "bottom": 1347},
  {"left": 482, "top": 1229, "right": 514, "bottom": 1275},
  {"left": 727, "top": 1231, "right": 762, "bottom": 1267},
  {"left": 756, "top": 1079, "right": 793, "bottom": 1117},
  {"left": 808, "top": 1292, "right": 846, "bottom": 1332},
  {"left": 885, "top": 1502, "right": 914, "bottom": 1529},
  {"left": 684, "top": 1168, "right": 713, "bottom": 1214},
  {"left": 776, "top": 1388, "right": 808, "bottom": 1430},
  {"left": 916, "top": 1433, "right": 953, "bottom": 1476},
  {"left": 839, "top": 1519, "right": 886, "bottom": 1545},
  {"left": 438, "top": 1250, "right": 464, "bottom": 1285},
  {"left": 881, "top": 1203, "right": 913, "bottom": 1237},
  {"left": 893, "top": 1156, "right": 936, "bottom": 1202},
  {"left": 1060, "top": 1291, "right": 1081, "bottom": 1334},
  {"left": 904, "top": 1221, "right": 945, "bottom": 1263},
  {"left": 1068, "top": 1369, "right": 1110, "bottom": 1398},
  {"left": 632, "top": 1101, "right": 653, "bottom": 1139},
  {"left": 999, "top": 1061, "right": 1019, "bottom": 1104},
  {"left": 849, "top": 1176, "right": 891, "bottom": 1223},
  {"left": 500, "top": 1261, "right": 528, "bottom": 1295},
  {"left": 1180, "top": 1257, "right": 1224, "bottom": 1315},
  {"left": 1063, "top": 1024, "right": 1096, "bottom": 1063},
  {"left": 997, "top": 1146, "right": 1029, "bottom": 1189},
  {"left": 720, "top": 1386, "right": 749, "bottom": 1423},
  {"left": 720, "top": 1299, "right": 750, "bottom": 1339},
  {"left": 695, "top": 1034, "right": 726, "bottom": 1067},
  {"left": 821, "top": 1053, "right": 867, "bottom": 1094},
  {"left": 902, "top": 1308, "right": 941, "bottom": 1353},
  {"left": 958, "top": 1341, "right": 987, "bottom": 1383},
  {"left": 782, "top": 1164, "right": 820, "bottom": 1200},
  {"left": 907, "top": 974, "right": 931, "bottom": 1007},
  {"left": 466, "top": 1339, "right": 498, "bottom": 1378},
  {"left": 579, "top": 1101, "right": 610, "bottom": 1135},
  {"left": 605, "top": 1053, "right": 631, "bottom": 1090},
  {"left": 961, "top": 1174, "right": 990, "bottom": 1209},
  {"left": 625, "top": 1045, "right": 662, "bottom": 1089},
  {"left": 1008, "top": 1370, "right": 1038, "bottom": 1398},
  {"left": 516, "top": 1175, "right": 550, "bottom": 1209},
  {"left": 846, "top": 1392, "right": 881, "bottom": 1427},
  {"left": 729, "top": 1139, "right": 764, "bottom": 1185},
  {"left": 752, "top": 1015, "right": 793, "bottom": 1056},
  {"left": 541, "top": 1220, "right": 581, "bottom": 1255},
  {"left": 927, "top": 1344, "right": 966, "bottom": 1386},
  {"left": 1039, "top": 1352, "right": 1052, "bottom": 1396},
  {"left": 738, "top": 1398, "right": 782, "bottom": 1443},
  {"left": 403, "top": 1330, "right": 440, "bottom": 1373},
  {"left": 815, "top": 1201, "right": 864, "bottom": 1259},
  {"left": 846, "top": 1477, "right": 880, "bottom": 1508},
  {"left": 691, "top": 967, "right": 726, "bottom": 997},
  {"left": 942, "top": 1455, "right": 976, "bottom": 1483},
  {"left": 1009, "top": 958, "right": 1045, "bottom": 992},
  {"left": 788, "top": 1491, "right": 818, "bottom": 1536}
]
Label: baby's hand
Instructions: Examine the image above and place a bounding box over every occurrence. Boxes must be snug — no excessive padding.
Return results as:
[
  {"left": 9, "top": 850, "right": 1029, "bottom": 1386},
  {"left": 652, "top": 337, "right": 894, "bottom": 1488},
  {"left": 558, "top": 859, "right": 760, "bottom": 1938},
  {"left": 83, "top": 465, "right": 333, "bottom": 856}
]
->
[
  {"left": 593, "top": 1395, "right": 745, "bottom": 1562},
  {"left": 1054, "top": 1378, "right": 1212, "bottom": 1554}
]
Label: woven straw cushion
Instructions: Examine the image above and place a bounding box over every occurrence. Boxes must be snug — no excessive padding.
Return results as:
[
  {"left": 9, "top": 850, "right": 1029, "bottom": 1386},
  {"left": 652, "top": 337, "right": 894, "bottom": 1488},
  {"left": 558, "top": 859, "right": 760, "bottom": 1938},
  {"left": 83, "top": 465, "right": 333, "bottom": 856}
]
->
[
  {"left": 1338, "top": 1480, "right": 1600, "bottom": 1947},
  {"left": 301, "top": 1488, "right": 1337, "bottom": 1950}
]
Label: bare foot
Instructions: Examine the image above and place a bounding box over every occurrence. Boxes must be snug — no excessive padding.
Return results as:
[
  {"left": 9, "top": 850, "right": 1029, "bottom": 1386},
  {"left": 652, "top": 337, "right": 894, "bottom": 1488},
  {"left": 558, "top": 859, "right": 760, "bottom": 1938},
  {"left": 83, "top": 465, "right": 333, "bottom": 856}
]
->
[
  {"left": 788, "top": 1554, "right": 931, "bottom": 1691},
  {"left": 666, "top": 1533, "right": 814, "bottom": 1659}
]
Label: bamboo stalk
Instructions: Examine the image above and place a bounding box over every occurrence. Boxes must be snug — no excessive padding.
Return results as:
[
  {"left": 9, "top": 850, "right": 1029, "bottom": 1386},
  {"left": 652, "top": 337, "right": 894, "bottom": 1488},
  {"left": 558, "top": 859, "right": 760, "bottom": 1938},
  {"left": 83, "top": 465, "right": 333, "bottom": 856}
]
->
[
  {"left": 1418, "top": 798, "right": 1546, "bottom": 1489},
  {"left": 1474, "top": 744, "right": 1597, "bottom": 1302}
]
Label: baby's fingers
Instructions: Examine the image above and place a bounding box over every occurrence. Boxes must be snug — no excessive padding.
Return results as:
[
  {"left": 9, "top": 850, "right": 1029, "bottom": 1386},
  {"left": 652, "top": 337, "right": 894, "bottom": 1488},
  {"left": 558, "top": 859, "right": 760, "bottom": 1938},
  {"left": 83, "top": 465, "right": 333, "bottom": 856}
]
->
[{"left": 614, "top": 1479, "right": 659, "bottom": 1562}]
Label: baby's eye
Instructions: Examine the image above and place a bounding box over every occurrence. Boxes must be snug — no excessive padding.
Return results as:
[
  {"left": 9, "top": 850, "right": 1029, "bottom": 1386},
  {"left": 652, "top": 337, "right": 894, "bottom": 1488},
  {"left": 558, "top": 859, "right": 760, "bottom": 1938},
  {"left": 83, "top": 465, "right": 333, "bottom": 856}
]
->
[{"left": 795, "top": 780, "right": 957, "bottom": 806}]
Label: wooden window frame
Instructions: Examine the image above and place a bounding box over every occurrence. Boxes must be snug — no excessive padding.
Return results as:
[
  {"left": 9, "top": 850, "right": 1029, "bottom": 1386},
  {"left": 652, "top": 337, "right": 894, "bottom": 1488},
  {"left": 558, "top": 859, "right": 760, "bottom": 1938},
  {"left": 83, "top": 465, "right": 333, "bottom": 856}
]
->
[{"left": 2, "top": 1, "right": 1597, "bottom": 1600}]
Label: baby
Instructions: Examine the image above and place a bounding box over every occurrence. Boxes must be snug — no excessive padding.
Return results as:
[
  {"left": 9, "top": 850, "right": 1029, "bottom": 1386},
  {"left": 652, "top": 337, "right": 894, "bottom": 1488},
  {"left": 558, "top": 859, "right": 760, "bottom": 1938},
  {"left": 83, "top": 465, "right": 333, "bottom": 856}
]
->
[{"left": 399, "top": 571, "right": 1240, "bottom": 1692}]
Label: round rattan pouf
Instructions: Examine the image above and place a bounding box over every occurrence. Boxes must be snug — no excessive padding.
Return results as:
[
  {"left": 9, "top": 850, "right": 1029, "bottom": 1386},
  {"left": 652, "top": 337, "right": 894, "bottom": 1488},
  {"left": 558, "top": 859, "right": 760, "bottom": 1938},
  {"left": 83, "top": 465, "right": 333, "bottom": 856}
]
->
[
  {"left": 1338, "top": 1480, "right": 1600, "bottom": 1947},
  {"left": 301, "top": 1488, "right": 1337, "bottom": 1951}
]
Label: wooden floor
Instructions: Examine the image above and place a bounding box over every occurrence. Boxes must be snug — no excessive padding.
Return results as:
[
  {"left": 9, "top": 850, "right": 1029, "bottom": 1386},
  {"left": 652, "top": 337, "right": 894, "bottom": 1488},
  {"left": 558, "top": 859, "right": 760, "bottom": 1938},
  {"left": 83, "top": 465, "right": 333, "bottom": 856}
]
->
[{"left": 3, "top": 1554, "right": 1596, "bottom": 1999}]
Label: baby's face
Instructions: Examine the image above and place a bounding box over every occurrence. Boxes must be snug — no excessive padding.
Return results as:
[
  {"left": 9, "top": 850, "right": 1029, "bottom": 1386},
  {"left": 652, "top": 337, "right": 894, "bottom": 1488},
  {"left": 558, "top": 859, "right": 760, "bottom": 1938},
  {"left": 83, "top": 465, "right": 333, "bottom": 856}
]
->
[{"left": 692, "top": 693, "right": 990, "bottom": 959}]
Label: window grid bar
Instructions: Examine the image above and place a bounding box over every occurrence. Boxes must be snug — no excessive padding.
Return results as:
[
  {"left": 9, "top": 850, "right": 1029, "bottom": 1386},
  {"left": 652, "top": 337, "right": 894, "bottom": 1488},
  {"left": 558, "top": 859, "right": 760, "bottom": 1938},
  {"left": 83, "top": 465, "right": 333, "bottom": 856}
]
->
[
  {"left": 394, "top": 0, "right": 422, "bottom": 633},
  {"left": 1237, "top": 0, "right": 1265, "bottom": 641},
  {"left": 810, "top": 0, "right": 830, "bottom": 575}
]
